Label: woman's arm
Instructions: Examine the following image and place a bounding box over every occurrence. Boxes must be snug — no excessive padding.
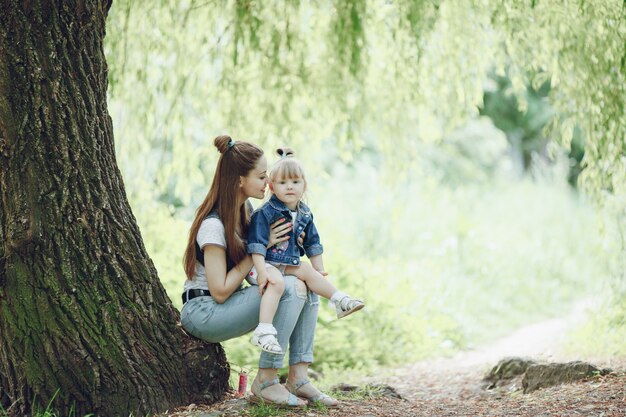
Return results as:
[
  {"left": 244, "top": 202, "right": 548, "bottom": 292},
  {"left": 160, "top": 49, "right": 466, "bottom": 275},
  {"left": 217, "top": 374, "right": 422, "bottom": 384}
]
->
[
  {"left": 202, "top": 219, "right": 291, "bottom": 303},
  {"left": 203, "top": 245, "right": 253, "bottom": 304}
]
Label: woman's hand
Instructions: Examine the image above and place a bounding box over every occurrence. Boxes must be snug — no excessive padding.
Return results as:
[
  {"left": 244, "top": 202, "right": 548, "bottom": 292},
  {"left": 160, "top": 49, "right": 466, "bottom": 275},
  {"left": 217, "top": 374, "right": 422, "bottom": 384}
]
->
[{"left": 268, "top": 218, "right": 292, "bottom": 247}]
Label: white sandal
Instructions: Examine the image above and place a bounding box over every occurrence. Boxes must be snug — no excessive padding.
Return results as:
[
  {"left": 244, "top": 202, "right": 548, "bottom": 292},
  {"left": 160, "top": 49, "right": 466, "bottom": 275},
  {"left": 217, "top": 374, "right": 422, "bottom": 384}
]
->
[
  {"left": 335, "top": 295, "right": 365, "bottom": 319},
  {"left": 250, "top": 325, "right": 283, "bottom": 355}
]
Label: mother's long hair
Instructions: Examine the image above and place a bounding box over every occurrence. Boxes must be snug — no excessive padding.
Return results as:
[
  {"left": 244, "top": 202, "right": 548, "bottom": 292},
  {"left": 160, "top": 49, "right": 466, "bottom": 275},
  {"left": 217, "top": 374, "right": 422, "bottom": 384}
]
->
[{"left": 183, "top": 135, "right": 264, "bottom": 279}]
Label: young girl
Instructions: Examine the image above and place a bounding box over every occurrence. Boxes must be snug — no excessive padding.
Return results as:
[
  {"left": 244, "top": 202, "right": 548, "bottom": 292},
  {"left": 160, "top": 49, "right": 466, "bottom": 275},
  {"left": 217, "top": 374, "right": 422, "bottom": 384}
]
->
[{"left": 246, "top": 148, "right": 364, "bottom": 355}]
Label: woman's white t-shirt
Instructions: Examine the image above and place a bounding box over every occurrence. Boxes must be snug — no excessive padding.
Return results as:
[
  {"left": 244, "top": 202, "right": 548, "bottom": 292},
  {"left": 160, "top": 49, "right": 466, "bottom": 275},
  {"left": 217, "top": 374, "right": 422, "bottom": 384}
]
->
[{"left": 183, "top": 217, "right": 227, "bottom": 291}]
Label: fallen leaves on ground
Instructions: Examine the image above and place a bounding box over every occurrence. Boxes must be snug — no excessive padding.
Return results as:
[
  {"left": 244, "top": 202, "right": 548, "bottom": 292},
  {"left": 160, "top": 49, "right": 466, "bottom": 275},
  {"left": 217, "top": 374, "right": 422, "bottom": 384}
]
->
[{"left": 159, "top": 367, "right": 625, "bottom": 417}]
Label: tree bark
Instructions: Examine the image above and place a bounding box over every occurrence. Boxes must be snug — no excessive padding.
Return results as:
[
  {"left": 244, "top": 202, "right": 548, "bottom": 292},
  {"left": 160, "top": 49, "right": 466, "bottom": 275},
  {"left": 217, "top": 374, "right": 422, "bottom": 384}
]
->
[{"left": 0, "top": 2, "right": 229, "bottom": 415}]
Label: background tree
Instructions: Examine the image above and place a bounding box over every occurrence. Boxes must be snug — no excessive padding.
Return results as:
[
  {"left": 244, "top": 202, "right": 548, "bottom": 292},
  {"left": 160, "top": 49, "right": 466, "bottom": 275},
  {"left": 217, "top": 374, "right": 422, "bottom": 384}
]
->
[
  {"left": 106, "top": 0, "right": 624, "bottom": 202},
  {"left": 103, "top": 0, "right": 625, "bottom": 376},
  {"left": 0, "top": 2, "right": 228, "bottom": 416},
  {"left": 104, "top": 0, "right": 624, "bottom": 364},
  {"left": 480, "top": 74, "right": 554, "bottom": 174},
  {"left": 1, "top": 0, "right": 624, "bottom": 414}
]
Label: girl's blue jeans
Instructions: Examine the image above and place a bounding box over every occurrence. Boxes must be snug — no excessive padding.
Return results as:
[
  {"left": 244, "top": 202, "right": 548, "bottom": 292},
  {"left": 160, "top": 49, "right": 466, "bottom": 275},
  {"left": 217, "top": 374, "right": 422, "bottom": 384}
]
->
[{"left": 180, "top": 275, "right": 319, "bottom": 369}]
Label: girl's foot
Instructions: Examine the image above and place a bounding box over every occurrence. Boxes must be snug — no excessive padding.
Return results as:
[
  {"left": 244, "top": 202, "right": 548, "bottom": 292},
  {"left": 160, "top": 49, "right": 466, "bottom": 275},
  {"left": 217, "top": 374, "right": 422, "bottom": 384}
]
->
[
  {"left": 250, "top": 324, "right": 283, "bottom": 355},
  {"left": 285, "top": 379, "right": 339, "bottom": 407},
  {"left": 335, "top": 295, "right": 364, "bottom": 319}
]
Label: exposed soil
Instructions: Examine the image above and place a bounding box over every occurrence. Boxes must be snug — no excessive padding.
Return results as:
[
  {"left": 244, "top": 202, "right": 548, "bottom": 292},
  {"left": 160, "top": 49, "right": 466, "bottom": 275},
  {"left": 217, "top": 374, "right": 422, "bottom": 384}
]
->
[{"left": 161, "top": 302, "right": 626, "bottom": 416}]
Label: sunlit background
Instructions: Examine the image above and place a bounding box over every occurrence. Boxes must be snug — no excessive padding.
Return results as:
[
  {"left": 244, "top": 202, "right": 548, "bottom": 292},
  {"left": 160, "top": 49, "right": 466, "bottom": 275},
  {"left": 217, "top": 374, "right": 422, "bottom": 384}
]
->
[{"left": 104, "top": 1, "right": 625, "bottom": 384}]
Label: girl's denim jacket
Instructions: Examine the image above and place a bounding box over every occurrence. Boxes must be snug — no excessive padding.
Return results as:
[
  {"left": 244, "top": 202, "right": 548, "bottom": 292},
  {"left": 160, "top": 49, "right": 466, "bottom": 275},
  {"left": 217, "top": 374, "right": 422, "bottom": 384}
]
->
[{"left": 247, "top": 195, "right": 323, "bottom": 266}]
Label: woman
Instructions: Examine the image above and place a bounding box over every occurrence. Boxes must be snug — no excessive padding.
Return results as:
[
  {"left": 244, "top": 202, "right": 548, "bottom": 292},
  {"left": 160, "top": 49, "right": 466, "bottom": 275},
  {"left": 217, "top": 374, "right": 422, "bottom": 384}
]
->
[{"left": 180, "top": 135, "right": 337, "bottom": 407}]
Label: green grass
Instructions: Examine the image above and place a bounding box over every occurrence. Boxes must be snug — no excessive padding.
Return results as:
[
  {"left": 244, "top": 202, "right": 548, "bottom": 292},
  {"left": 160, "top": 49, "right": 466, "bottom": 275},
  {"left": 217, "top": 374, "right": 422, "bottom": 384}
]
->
[
  {"left": 138, "top": 162, "right": 620, "bottom": 380},
  {"left": 245, "top": 400, "right": 328, "bottom": 417},
  {"left": 564, "top": 293, "right": 626, "bottom": 357},
  {"left": 246, "top": 402, "right": 287, "bottom": 417},
  {"left": 7, "top": 391, "right": 93, "bottom": 417},
  {"left": 6, "top": 390, "right": 139, "bottom": 417}
]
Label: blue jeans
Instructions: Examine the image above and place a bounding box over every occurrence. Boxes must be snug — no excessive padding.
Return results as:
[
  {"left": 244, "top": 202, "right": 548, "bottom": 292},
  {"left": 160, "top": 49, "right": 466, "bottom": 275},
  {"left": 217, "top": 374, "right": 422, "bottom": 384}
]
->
[{"left": 180, "top": 275, "right": 319, "bottom": 369}]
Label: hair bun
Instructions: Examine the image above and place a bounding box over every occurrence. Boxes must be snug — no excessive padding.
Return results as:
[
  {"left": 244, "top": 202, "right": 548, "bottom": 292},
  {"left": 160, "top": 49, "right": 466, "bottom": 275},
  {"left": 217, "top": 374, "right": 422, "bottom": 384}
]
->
[
  {"left": 214, "top": 135, "right": 233, "bottom": 154},
  {"left": 276, "top": 147, "right": 295, "bottom": 158}
]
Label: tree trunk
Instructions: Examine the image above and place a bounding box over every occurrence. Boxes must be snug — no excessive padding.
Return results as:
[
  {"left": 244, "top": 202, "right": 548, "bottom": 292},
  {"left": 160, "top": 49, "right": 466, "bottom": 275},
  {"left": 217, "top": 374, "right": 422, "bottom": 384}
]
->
[{"left": 0, "top": 2, "right": 229, "bottom": 415}]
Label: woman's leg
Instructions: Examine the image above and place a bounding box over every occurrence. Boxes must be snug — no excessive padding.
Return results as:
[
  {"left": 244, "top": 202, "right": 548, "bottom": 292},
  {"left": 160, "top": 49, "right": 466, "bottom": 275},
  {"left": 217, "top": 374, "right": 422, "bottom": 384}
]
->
[
  {"left": 286, "top": 362, "right": 338, "bottom": 406},
  {"left": 258, "top": 275, "right": 307, "bottom": 369},
  {"left": 287, "top": 283, "right": 319, "bottom": 366},
  {"left": 254, "top": 275, "right": 308, "bottom": 405},
  {"left": 285, "top": 289, "right": 337, "bottom": 405},
  {"left": 180, "top": 286, "right": 262, "bottom": 342},
  {"left": 181, "top": 279, "right": 311, "bottom": 405}
]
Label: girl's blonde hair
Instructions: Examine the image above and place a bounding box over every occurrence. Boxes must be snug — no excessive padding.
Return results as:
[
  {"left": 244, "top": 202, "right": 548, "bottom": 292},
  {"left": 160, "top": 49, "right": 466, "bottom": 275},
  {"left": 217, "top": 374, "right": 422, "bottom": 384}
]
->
[{"left": 269, "top": 147, "right": 306, "bottom": 183}]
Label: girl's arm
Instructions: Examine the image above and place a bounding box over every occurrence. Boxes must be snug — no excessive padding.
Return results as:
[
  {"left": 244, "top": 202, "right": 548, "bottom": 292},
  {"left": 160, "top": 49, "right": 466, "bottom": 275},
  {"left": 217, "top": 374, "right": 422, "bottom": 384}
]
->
[
  {"left": 309, "top": 254, "right": 327, "bottom": 275},
  {"left": 203, "top": 245, "right": 253, "bottom": 304}
]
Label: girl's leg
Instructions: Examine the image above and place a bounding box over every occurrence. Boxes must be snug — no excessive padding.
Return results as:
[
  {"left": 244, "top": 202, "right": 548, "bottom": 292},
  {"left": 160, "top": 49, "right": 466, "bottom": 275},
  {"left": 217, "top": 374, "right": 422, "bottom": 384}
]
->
[
  {"left": 284, "top": 262, "right": 336, "bottom": 299},
  {"left": 251, "top": 265, "right": 286, "bottom": 354},
  {"left": 285, "top": 262, "right": 365, "bottom": 319},
  {"left": 258, "top": 265, "right": 285, "bottom": 323},
  {"left": 254, "top": 275, "right": 308, "bottom": 404}
]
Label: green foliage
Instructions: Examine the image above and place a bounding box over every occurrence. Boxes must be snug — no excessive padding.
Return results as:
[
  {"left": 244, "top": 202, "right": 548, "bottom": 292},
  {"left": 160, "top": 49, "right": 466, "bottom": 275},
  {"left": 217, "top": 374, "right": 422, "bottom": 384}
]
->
[
  {"left": 565, "top": 296, "right": 626, "bottom": 357},
  {"left": 329, "top": 0, "right": 367, "bottom": 78},
  {"left": 489, "top": 1, "right": 626, "bottom": 202},
  {"left": 480, "top": 73, "right": 554, "bottom": 173},
  {"left": 133, "top": 203, "right": 189, "bottom": 305},
  {"left": 565, "top": 205, "right": 626, "bottom": 357},
  {"left": 103, "top": 0, "right": 625, "bottom": 379},
  {"left": 105, "top": 0, "right": 625, "bottom": 199},
  {"left": 162, "top": 159, "right": 614, "bottom": 378},
  {"left": 421, "top": 118, "right": 510, "bottom": 185}
]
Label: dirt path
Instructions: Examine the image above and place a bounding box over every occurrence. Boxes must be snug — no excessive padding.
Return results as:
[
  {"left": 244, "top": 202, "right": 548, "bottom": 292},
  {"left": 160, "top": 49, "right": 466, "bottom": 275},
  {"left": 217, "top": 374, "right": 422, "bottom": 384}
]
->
[
  {"left": 164, "top": 300, "right": 626, "bottom": 416},
  {"left": 365, "top": 299, "right": 626, "bottom": 416},
  {"left": 381, "top": 299, "right": 601, "bottom": 402}
]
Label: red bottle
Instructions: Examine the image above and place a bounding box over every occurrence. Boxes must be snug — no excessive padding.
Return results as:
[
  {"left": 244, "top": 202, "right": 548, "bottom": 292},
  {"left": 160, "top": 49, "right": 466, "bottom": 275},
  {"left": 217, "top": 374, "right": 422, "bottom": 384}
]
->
[{"left": 238, "top": 372, "right": 248, "bottom": 397}]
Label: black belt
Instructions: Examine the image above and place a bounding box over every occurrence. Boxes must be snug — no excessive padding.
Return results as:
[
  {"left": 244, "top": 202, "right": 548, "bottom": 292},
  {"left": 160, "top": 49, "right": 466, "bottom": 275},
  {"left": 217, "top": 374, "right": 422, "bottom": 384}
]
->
[{"left": 182, "top": 289, "right": 211, "bottom": 304}]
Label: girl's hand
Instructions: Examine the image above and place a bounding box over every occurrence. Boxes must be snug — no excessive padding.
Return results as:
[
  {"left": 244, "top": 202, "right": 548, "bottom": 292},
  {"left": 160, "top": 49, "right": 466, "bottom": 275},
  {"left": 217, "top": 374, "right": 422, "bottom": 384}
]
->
[
  {"left": 268, "top": 218, "right": 292, "bottom": 248},
  {"left": 297, "top": 231, "right": 305, "bottom": 247},
  {"left": 317, "top": 270, "right": 328, "bottom": 277}
]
